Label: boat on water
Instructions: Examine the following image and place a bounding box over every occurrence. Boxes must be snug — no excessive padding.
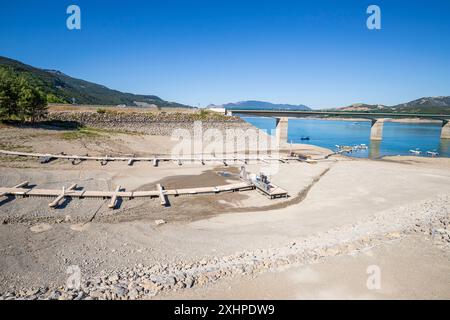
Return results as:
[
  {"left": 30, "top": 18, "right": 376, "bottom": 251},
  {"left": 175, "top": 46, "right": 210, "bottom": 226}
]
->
[
  {"left": 353, "top": 144, "right": 368, "bottom": 150},
  {"left": 335, "top": 144, "right": 368, "bottom": 153},
  {"left": 426, "top": 151, "right": 439, "bottom": 157},
  {"left": 409, "top": 149, "right": 422, "bottom": 155},
  {"left": 300, "top": 136, "right": 310, "bottom": 141}
]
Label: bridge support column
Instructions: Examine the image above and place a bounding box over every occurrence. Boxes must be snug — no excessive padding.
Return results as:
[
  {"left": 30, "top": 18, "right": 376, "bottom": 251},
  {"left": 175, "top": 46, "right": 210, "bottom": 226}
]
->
[
  {"left": 441, "top": 120, "right": 450, "bottom": 139},
  {"left": 275, "top": 117, "right": 288, "bottom": 145},
  {"left": 370, "top": 119, "right": 385, "bottom": 141}
]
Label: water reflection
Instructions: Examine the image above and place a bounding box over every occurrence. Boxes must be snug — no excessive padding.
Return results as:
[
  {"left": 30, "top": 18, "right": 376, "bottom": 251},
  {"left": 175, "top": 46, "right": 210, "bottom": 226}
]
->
[
  {"left": 439, "top": 139, "right": 450, "bottom": 155},
  {"left": 369, "top": 141, "right": 381, "bottom": 159}
]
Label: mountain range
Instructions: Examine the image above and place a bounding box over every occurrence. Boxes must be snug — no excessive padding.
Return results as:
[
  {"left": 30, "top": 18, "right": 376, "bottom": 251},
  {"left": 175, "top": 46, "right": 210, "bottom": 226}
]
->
[
  {"left": 334, "top": 96, "right": 450, "bottom": 114},
  {"left": 209, "top": 100, "right": 310, "bottom": 111},
  {"left": 210, "top": 97, "right": 450, "bottom": 114},
  {"left": 0, "top": 56, "right": 191, "bottom": 108}
]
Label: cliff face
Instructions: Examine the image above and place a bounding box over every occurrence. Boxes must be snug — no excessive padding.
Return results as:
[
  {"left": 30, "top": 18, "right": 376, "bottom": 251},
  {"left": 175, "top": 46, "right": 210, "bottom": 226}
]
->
[{"left": 45, "top": 110, "right": 254, "bottom": 136}]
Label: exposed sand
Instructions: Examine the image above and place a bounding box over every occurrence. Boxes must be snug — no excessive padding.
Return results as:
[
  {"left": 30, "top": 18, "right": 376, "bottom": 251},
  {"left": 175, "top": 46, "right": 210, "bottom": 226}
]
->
[{"left": 0, "top": 124, "right": 449, "bottom": 299}]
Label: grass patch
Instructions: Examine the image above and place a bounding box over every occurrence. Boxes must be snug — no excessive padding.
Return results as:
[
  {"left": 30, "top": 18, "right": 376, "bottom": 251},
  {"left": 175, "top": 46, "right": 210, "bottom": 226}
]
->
[
  {"left": 0, "top": 143, "right": 33, "bottom": 163},
  {"left": 0, "top": 142, "right": 33, "bottom": 152},
  {"left": 60, "top": 126, "right": 142, "bottom": 140},
  {"left": 61, "top": 127, "right": 102, "bottom": 140}
]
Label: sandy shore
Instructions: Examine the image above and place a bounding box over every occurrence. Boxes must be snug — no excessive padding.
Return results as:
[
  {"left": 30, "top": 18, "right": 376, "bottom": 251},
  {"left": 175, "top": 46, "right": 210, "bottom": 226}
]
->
[{"left": 0, "top": 123, "right": 449, "bottom": 300}]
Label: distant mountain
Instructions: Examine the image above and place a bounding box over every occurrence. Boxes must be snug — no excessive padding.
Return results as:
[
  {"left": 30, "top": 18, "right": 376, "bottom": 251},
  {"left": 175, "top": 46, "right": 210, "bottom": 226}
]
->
[
  {"left": 335, "top": 96, "right": 450, "bottom": 114},
  {"left": 392, "top": 96, "right": 450, "bottom": 113},
  {"left": 335, "top": 103, "right": 387, "bottom": 112},
  {"left": 211, "top": 100, "right": 310, "bottom": 111},
  {"left": 0, "top": 56, "right": 192, "bottom": 108}
]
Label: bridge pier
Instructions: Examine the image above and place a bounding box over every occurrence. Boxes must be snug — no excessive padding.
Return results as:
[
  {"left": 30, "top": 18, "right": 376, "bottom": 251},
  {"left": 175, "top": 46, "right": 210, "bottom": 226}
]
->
[
  {"left": 275, "top": 117, "right": 288, "bottom": 145},
  {"left": 441, "top": 120, "right": 450, "bottom": 139},
  {"left": 370, "top": 119, "right": 385, "bottom": 141}
]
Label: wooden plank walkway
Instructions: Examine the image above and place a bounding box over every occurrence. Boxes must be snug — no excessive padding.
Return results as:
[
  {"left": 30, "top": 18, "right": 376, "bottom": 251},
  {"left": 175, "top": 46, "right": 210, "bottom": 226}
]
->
[
  {"left": 0, "top": 150, "right": 297, "bottom": 165},
  {"left": 0, "top": 181, "right": 256, "bottom": 209},
  {"left": 156, "top": 184, "right": 167, "bottom": 206},
  {"left": 48, "top": 183, "right": 77, "bottom": 207}
]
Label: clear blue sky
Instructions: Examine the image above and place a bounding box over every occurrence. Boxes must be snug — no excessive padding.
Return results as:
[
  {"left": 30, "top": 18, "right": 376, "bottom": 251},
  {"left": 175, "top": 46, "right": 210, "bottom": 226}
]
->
[{"left": 1, "top": 0, "right": 449, "bottom": 108}]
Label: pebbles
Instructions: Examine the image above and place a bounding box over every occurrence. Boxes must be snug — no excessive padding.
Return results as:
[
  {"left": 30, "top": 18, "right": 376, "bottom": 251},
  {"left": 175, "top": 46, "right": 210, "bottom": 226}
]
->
[{"left": 108, "top": 274, "right": 120, "bottom": 283}]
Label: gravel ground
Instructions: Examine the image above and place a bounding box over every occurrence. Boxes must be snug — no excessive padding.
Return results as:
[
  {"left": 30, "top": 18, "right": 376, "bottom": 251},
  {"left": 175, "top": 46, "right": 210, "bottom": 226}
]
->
[{"left": 1, "top": 194, "right": 448, "bottom": 300}]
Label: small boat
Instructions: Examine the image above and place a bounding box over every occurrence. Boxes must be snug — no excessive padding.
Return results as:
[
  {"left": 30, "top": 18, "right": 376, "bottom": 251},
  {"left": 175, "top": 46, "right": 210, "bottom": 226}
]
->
[
  {"left": 300, "top": 136, "right": 310, "bottom": 141},
  {"left": 349, "top": 144, "right": 368, "bottom": 151},
  {"left": 409, "top": 149, "right": 421, "bottom": 155},
  {"left": 336, "top": 145, "right": 354, "bottom": 153},
  {"left": 426, "top": 151, "right": 439, "bottom": 157}
]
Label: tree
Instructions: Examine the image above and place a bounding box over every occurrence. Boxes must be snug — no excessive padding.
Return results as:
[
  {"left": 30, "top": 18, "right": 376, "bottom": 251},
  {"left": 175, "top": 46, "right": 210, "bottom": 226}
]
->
[
  {"left": 0, "top": 67, "right": 48, "bottom": 122},
  {"left": 17, "top": 79, "right": 47, "bottom": 122},
  {"left": 0, "top": 68, "right": 19, "bottom": 118}
]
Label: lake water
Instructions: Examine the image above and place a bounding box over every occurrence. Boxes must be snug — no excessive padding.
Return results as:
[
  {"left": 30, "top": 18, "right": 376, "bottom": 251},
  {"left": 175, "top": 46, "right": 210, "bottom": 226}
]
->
[{"left": 242, "top": 117, "right": 450, "bottom": 158}]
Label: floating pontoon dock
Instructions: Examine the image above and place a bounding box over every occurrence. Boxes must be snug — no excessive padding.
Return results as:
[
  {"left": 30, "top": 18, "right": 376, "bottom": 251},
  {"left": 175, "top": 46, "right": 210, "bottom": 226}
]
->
[
  {"left": 254, "top": 183, "right": 288, "bottom": 199},
  {"left": 0, "top": 181, "right": 256, "bottom": 209},
  {"left": 0, "top": 150, "right": 299, "bottom": 166}
]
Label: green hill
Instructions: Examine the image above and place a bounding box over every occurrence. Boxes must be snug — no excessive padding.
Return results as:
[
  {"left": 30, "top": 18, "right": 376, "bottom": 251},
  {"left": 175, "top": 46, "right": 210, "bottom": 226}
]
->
[{"left": 0, "top": 56, "right": 191, "bottom": 108}]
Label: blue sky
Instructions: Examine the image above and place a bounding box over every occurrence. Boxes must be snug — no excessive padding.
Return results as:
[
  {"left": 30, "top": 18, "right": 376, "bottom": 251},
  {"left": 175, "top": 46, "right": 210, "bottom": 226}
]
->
[{"left": 1, "top": 0, "right": 449, "bottom": 108}]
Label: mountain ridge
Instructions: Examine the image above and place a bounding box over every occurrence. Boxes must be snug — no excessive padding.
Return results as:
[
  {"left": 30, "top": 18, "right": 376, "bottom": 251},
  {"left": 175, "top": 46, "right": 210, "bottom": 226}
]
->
[
  {"left": 0, "top": 56, "right": 191, "bottom": 108},
  {"left": 209, "top": 100, "right": 311, "bottom": 111},
  {"left": 334, "top": 97, "right": 450, "bottom": 113}
]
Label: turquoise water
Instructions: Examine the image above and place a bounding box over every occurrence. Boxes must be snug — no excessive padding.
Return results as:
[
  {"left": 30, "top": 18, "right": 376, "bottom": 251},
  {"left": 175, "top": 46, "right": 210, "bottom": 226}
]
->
[{"left": 242, "top": 117, "right": 450, "bottom": 158}]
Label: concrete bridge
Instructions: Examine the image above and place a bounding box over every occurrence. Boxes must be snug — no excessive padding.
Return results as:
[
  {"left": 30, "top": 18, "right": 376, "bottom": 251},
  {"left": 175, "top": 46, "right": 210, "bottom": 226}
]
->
[{"left": 227, "top": 110, "right": 450, "bottom": 143}]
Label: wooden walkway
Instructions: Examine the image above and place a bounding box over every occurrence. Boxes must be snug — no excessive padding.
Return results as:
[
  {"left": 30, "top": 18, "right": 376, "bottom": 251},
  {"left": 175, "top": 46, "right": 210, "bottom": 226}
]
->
[
  {"left": 0, "top": 150, "right": 297, "bottom": 166},
  {"left": 0, "top": 181, "right": 255, "bottom": 209}
]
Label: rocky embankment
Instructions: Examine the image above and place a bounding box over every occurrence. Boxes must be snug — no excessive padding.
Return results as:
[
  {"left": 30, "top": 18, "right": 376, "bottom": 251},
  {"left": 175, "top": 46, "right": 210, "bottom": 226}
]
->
[
  {"left": 45, "top": 110, "right": 254, "bottom": 136},
  {"left": 1, "top": 194, "right": 449, "bottom": 300}
]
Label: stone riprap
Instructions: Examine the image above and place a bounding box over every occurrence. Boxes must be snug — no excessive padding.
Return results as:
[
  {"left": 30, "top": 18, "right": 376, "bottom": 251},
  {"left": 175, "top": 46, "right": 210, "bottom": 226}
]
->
[{"left": 45, "top": 110, "right": 255, "bottom": 136}]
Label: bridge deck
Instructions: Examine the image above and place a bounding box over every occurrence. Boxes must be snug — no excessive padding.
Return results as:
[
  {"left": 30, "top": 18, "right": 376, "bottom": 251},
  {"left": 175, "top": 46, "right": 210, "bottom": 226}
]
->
[{"left": 229, "top": 109, "right": 450, "bottom": 120}]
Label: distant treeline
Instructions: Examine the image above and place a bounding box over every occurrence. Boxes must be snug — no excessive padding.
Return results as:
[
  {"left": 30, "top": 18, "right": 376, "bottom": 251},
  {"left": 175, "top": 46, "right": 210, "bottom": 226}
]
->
[{"left": 0, "top": 66, "right": 48, "bottom": 122}]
